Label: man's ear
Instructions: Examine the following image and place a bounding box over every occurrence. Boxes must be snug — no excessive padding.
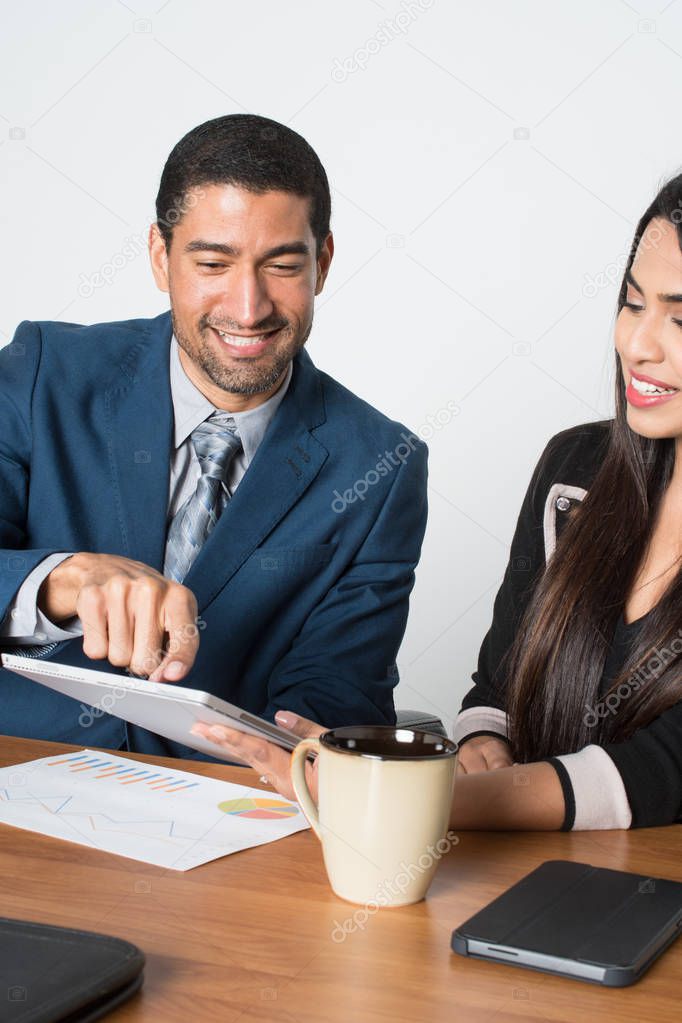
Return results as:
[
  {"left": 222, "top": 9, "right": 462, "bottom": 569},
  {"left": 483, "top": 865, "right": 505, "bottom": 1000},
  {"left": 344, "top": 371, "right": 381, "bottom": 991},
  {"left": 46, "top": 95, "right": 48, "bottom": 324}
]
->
[
  {"left": 314, "top": 232, "right": 334, "bottom": 296},
  {"left": 149, "top": 223, "right": 170, "bottom": 293}
]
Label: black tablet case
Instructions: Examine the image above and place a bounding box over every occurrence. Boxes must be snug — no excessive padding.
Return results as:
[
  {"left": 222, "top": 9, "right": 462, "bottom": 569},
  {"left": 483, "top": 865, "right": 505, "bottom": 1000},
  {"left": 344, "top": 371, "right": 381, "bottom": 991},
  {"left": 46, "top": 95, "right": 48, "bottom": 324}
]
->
[
  {"left": 0, "top": 917, "right": 144, "bottom": 1022},
  {"left": 452, "top": 860, "right": 682, "bottom": 986}
]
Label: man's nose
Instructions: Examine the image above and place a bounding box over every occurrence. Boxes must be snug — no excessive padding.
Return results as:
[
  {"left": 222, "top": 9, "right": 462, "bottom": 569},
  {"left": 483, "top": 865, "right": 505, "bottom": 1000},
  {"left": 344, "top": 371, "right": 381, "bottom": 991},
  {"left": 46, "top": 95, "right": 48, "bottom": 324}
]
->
[{"left": 225, "top": 269, "right": 274, "bottom": 329}]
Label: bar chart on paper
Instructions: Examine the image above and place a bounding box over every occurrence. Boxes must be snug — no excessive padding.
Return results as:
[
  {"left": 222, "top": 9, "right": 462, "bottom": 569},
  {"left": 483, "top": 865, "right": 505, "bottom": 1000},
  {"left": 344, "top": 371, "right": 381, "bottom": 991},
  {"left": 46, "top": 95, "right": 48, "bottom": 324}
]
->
[
  {"left": 46, "top": 752, "right": 203, "bottom": 791},
  {"left": 0, "top": 749, "right": 308, "bottom": 870}
]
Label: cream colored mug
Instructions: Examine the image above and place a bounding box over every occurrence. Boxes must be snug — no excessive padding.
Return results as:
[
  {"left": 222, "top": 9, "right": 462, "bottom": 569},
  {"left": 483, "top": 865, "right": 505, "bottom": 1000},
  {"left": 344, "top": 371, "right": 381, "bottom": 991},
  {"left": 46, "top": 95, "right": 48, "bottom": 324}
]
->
[{"left": 291, "top": 725, "right": 458, "bottom": 907}]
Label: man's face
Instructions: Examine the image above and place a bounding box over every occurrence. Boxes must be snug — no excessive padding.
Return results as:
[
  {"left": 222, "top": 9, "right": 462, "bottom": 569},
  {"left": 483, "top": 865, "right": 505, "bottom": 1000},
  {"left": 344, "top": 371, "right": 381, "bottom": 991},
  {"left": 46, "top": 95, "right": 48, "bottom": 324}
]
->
[{"left": 149, "top": 183, "right": 333, "bottom": 411}]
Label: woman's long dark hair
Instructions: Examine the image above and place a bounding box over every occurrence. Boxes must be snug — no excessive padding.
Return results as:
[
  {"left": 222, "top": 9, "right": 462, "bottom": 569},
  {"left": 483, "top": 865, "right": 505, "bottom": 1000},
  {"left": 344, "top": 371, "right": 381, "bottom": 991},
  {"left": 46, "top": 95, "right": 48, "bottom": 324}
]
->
[{"left": 507, "top": 173, "right": 682, "bottom": 762}]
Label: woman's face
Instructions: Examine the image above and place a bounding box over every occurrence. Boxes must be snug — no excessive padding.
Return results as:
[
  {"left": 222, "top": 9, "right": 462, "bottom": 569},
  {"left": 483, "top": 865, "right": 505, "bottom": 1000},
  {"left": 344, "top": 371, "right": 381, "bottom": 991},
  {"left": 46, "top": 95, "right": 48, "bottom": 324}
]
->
[{"left": 615, "top": 216, "right": 682, "bottom": 441}]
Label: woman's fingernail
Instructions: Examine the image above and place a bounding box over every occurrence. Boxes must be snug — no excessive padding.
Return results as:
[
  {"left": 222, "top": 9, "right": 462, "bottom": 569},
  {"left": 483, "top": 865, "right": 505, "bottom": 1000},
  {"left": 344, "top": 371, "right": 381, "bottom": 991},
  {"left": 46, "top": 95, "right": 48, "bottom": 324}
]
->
[
  {"left": 275, "top": 711, "right": 297, "bottom": 727},
  {"left": 209, "top": 725, "right": 227, "bottom": 739}
]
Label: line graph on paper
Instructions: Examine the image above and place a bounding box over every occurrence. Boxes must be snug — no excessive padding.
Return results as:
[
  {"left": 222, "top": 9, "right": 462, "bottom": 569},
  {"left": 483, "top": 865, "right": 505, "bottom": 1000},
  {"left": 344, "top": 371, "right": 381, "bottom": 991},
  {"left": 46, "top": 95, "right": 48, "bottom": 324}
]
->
[
  {"left": 0, "top": 787, "right": 189, "bottom": 842},
  {"left": 0, "top": 748, "right": 308, "bottom": 870}
]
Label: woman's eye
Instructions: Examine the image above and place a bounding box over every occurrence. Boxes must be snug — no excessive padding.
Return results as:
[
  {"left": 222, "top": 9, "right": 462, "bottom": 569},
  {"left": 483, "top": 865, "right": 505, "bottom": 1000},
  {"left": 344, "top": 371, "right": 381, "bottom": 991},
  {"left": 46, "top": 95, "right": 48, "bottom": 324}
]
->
[{"left": 623, "top": 301, "right": 644, "bottom": 312}]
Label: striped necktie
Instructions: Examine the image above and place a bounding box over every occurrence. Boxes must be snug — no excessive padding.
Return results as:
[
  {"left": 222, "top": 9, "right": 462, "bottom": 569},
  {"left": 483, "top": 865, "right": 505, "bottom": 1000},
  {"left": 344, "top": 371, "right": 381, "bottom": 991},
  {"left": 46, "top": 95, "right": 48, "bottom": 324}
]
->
[{"left": 164, "top": 411, "right": 242, "bottom": 583}]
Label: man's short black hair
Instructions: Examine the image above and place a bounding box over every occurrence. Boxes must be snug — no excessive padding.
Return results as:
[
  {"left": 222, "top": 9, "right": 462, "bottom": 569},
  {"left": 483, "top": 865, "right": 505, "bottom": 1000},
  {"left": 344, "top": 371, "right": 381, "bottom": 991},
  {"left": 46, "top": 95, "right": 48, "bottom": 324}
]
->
[{"left": 155, "top": 113, "right": 331, "bottom": 254}]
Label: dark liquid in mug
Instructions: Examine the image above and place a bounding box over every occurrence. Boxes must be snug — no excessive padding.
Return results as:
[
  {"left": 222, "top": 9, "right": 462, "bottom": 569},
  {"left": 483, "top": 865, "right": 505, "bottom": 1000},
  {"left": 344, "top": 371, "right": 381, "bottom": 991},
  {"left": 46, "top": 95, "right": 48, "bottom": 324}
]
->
[{"left": 320, "top": 726, "right": 457, "bottom": 761}]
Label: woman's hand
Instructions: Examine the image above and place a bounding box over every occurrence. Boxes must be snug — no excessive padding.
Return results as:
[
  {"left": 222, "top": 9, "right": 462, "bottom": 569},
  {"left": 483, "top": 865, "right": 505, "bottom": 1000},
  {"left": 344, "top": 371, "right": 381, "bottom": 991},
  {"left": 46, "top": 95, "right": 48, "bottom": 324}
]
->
[
  {"left": 191, "top": 711, "right": 324, "bottom": 802},
  {"left": 457, "top": 735, "right": 513, "bottom": 774}
]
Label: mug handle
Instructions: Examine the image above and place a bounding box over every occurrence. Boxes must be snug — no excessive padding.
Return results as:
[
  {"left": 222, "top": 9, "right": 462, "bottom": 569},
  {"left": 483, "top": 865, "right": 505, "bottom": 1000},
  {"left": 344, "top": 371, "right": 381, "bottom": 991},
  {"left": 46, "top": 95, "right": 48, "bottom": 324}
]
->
[{"left": 290, "top": 738, "right": 322, "bottom": 839}]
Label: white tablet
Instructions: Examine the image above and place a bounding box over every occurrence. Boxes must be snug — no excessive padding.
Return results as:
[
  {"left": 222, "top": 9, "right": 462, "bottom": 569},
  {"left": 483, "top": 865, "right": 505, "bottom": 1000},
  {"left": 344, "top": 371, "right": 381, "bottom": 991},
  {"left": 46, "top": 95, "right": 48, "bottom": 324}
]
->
[{"left": 1, "top": 654, "right": 301, "bottom": 760}]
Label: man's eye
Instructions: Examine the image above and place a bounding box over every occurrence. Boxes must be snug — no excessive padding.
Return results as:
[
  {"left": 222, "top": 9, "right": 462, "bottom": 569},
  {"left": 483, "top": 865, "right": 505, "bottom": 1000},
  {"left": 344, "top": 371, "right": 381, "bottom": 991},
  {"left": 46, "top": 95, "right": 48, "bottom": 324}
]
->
[
  {"left": 269, "top": 264, "right": 302, "bottom": 272},
  {"left": 197, "top": 262, "right": 225, "bottom": 269}
]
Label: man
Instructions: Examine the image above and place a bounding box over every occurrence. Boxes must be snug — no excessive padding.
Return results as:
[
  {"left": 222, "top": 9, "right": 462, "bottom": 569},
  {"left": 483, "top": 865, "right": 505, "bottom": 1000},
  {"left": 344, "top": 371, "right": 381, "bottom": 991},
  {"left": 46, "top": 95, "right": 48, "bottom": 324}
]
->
[{"left": 0, "top": 114, "right": 427, "bottom": 759}]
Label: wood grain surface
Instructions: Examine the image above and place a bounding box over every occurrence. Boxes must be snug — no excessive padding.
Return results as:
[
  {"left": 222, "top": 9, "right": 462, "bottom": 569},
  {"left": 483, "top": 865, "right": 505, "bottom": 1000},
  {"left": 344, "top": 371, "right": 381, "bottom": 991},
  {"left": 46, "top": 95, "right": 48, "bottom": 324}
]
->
[{"left": 0, "top": 735, "right": 680, "bottom": 1022}]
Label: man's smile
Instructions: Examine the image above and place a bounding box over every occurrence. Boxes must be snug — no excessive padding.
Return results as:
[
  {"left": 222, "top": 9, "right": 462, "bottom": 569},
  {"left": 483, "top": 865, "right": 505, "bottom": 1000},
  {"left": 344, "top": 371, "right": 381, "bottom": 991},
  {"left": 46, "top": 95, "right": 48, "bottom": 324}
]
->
[{"left": 208, "top": 325, "right": 284, "bottom": 357}]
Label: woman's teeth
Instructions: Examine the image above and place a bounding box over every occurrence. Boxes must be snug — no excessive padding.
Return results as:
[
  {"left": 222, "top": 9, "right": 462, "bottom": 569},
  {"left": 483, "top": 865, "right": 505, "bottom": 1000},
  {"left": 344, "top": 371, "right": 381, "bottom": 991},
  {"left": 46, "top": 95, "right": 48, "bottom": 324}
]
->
[
  {"left": 631, "top": 377, "right": 678, "bottom": 396},
  {"left": 215, "top": 330, "right": 271, "bottom": 347}
]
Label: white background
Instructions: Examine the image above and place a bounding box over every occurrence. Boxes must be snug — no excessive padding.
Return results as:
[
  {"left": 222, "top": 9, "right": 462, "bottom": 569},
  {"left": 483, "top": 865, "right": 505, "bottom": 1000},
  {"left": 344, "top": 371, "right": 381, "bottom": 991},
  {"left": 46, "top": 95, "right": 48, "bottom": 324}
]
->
[{"left": 1, "top": 0, "right": 681, "bottom": 733}]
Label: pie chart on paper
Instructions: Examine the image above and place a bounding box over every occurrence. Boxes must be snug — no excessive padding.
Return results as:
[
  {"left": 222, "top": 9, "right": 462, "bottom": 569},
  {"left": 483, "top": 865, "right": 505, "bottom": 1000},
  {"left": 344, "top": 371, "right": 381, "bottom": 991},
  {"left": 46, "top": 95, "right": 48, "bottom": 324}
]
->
[{"left": 217, "top": 797, "right": 300, "bottom": 820}]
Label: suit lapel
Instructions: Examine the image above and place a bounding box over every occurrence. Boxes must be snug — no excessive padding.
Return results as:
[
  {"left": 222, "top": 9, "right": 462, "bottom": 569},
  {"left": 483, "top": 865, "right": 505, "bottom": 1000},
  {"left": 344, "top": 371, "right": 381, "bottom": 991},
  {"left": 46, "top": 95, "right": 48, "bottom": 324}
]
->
[
  {"left": 104, "top": 320, "right": 329, "bottom": 608},
  {"left": 104, "top": 313, "right": 173, "bottom": 571},
  {"left": 183, "top": 350, "right": 329, "bottom": 612}
]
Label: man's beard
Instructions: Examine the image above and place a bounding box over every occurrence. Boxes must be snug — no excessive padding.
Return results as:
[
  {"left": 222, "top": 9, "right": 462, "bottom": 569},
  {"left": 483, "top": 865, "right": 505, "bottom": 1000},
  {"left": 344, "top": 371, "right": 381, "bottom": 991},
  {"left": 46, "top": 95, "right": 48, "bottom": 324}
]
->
[{"left": 171, "top": 308, "right": 312, "bottom": 396}]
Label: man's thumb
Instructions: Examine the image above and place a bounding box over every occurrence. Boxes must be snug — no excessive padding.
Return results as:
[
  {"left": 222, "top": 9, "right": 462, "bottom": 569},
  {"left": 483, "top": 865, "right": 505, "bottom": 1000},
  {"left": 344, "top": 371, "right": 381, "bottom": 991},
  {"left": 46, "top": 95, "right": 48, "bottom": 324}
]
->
[{"left": 149, "top": 658, "right": 189, "bottom": 683}]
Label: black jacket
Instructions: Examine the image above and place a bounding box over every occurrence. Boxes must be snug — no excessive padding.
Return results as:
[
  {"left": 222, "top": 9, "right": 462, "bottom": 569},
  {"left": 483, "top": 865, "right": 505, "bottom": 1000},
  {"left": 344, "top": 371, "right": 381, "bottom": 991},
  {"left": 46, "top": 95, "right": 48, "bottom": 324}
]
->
[{"left": 455, "top": 421, "right": 682, "bottom": 829}]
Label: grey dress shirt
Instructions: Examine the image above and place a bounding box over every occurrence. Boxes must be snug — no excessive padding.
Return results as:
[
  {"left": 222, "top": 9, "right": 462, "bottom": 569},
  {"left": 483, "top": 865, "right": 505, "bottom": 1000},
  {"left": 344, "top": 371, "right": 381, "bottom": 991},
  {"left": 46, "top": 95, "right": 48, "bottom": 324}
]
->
[{"left": 1, "top": 337, "right": 292, "bottom": 644}]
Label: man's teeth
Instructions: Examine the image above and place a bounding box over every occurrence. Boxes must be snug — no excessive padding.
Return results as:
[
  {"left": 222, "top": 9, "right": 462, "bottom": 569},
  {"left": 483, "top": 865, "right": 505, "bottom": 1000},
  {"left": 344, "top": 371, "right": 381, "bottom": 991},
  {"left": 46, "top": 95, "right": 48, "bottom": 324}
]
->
[
  {"left": 215, "top": 330, "right": 271, "bottom": 347},
  {"left": 631, "top": 376, "right": 678, "bottom": 396}
]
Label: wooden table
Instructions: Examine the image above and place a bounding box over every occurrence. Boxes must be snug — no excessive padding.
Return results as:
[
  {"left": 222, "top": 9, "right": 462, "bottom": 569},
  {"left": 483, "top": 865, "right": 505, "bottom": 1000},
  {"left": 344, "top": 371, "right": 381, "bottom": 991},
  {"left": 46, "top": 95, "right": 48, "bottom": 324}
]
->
[{"left": 0, "top": 736, "right": 680, "bottom": 1022}]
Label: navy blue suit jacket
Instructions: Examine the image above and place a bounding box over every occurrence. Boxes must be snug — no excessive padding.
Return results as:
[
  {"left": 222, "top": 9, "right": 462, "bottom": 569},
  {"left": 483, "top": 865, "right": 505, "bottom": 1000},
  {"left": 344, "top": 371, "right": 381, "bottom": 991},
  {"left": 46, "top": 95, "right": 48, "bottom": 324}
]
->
[{"left": 0, "top": 312, "right": 428, "bottom": 758}]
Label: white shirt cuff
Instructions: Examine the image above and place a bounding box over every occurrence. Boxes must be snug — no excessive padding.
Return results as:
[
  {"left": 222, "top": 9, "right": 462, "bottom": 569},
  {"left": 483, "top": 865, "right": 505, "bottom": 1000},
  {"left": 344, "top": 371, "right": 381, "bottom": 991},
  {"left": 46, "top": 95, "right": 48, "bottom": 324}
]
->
[
  {"left": 0, "top": 552, "right": 83, "bottom": 644},
  {"left": 555, "top": 745, "right": 632, "bottom": 830},
  {"left": 452, "top": 706, "right": 509, "bottom": 745}
]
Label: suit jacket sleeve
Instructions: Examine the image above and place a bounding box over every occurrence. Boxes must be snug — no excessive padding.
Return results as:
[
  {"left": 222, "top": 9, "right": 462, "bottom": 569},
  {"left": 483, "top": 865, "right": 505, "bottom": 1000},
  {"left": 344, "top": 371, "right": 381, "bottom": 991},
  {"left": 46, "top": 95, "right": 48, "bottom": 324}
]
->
[
  {"left": 603, "top": 702, "right": 682, "bottom": 827},
  {"left": 546, "top": 699, "right": 682, "bottom": 831},
  {"left": 262, "top": 440, "right": 428, "bottom": 726},
  {"left": 453, "top": 443, "right": 551, "bottom": 745},
  {"left": 0, "top": 322, "right": 70, "bottom": 630},
  {"left": 0, "top": 553, "right": 82, "bottom": 643}
]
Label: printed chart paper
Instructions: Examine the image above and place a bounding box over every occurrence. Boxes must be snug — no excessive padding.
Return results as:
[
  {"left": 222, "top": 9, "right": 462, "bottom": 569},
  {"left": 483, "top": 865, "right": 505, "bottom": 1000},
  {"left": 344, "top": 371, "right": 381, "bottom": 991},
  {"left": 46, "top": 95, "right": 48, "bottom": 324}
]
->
[{"left": 0, "top": 749, "right": 308, "bottom": 870}]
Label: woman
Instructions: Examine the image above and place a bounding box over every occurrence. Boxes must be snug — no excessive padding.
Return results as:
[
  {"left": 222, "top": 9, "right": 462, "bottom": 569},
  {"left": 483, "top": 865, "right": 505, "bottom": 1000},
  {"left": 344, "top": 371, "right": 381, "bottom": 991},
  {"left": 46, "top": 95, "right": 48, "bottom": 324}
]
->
[{"left": 192, "top": 174, "right": 682, "bottom": 831}]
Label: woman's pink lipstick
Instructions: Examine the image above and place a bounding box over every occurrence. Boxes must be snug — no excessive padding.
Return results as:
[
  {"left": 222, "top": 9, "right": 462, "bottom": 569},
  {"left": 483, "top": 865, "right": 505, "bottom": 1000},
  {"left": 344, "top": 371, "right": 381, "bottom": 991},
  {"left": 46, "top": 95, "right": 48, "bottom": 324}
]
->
[{"left": 626, "top": 371, "right": 680, "bottom": 409}]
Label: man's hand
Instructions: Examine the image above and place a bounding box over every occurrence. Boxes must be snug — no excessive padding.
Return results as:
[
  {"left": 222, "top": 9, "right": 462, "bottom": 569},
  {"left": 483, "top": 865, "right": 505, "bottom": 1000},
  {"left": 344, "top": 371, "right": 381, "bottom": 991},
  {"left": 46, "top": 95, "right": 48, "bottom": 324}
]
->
[
  {"left": 191, "top": 711, "right": 324, "bottom": 802},
  {"left": 457, "top": 735, "right": 513, "bottom": 774},
  {"left": 38, "top": 552, "right": 200, "bottom": 682}
]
